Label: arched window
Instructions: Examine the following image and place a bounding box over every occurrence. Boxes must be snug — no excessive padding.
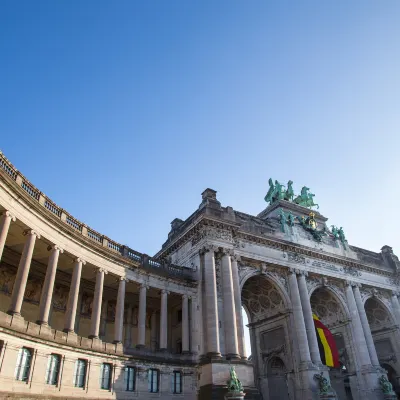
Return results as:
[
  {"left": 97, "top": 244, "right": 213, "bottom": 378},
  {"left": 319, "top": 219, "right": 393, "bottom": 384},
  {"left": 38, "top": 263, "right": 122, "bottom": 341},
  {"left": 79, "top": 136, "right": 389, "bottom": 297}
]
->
[
  {"left": 100, "top": 363, "right": 112, "bottom": 390},
  {"left": 73, "top": 359, "right": 87, "bottom": 388},
  {"left": 148, "top": 369, "right": 159, "bottom": 393},
  {"left": 172, "top": 370, "right": 182, "bottom": 393},
  {"left": 124, "top": 366, "right": 136, "bottom": 391},
  {"left": 45, "top": 354, "right": 61, "bottom": 385},
  {"left": 15, "top": 347, "right": 32, "bottom": 382}
]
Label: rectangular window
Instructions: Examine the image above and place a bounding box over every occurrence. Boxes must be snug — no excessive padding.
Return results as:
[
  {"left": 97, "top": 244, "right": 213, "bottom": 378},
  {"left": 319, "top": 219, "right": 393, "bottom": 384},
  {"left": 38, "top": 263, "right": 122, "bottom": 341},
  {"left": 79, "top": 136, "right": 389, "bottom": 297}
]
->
[
  {"left": 45, "top": 354, "right": 61, "bottom": 385},
  {"left": 100, "top": 363, "right": 112, "bottom": 390},
  {"left": 73, "top": 359, "right": 87, "bottom": 388},
  {"left": 172, "top": 371, "right": 182, "bottom": 394},
  {"left": 148, "top": 369, "right": 159, "bottom": 393},
  {"left": 124, "top": 366, "right": 136, "bottom": 391},
  {"left": 15, "top": 347, "right": 32, "bottom": 382}
]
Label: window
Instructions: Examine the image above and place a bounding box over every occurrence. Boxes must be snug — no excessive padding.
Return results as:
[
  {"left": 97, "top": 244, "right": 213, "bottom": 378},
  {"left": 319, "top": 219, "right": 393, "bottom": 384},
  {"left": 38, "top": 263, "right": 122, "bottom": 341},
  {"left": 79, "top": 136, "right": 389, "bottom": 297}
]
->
[
  {"left": 124, "top": 366, "right": 136, "bottom": 391},
  {"left": 148, "top": 369, "right": 159, "bottom": 393},
  {"left": 172, "top": 371, "right": 182, "bottom": 394},
  {"left": 100, "top": 363, "right": 112, "bottom": 390},
  {"left": 15, "top": 347, "right": 32, "bottom": 382},
  {"left": 45, "top": 354, "right": 61, "bottom": 385},
  {"left": 177, "top": 309, "right": 182, "bottom": 323},
  {"left": 73, "top": 359, "right": 87, "bottom": 388}
]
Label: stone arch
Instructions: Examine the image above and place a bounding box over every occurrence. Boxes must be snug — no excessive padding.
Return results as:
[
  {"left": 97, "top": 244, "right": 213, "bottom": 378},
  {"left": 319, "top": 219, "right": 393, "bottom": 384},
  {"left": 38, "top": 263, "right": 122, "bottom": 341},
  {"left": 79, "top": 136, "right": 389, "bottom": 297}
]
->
[
  {"left": 364, "top": 296, "right": 395, "bottom": 332},
  {"left": 240, "top": 269, "right": 291, "bottom": 310},
  {"left": 309, "top": 284, "right": 350, "bottom": 322}
]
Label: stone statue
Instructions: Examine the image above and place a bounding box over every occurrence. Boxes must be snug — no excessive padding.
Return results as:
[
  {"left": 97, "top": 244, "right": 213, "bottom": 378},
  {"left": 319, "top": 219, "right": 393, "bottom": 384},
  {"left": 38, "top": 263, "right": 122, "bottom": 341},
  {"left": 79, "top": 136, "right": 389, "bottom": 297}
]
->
[
  {"left": 274, "top": 180, "right": 285, "bottom": 201},
  {"left": 226, "top": 366, "right": 244, "bottom": 393},
  {"left": 379, "top": 375, "right": 394, "bottom": 394},
  {"left": 314, "top": 372, "right": 331, "bottom": 395},
  {"left": 285, "top": 180, "right": 294, "bottom": 201},
  {"left": 293, "top": 186, "right": 319, "bottom": 209},
  {"left": 278, "top": 208, "right": 286, "bottom": 232}
]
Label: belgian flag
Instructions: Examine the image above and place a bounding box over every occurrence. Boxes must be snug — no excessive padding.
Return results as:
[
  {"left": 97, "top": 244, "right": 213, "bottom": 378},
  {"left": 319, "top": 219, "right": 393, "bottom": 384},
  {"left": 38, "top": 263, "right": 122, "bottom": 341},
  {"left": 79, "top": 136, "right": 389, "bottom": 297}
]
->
[{"left": 313, "top": 314, "right": 340, "bottom": 368}]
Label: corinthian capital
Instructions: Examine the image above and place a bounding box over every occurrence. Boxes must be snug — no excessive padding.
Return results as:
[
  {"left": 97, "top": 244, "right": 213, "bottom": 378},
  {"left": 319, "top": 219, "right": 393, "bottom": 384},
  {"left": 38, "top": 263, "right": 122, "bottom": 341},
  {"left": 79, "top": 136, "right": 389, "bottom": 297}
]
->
[
  {"left": 220, "top": 247, "right": 234, "bottom": 257},
  {"left": 200, "top": 243, "right": 218, "bottom": 255}
]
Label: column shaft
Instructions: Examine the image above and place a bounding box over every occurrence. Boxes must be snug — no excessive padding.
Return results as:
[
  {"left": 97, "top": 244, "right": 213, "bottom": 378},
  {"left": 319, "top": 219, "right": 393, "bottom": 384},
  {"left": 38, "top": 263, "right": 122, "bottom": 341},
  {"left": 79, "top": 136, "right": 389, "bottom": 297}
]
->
[
  {"left": 0, "top": 211, "right": 15, "bottom": 262},
  {"left": 297, "top": 273, "right": 322, "bottom": 365},
  {"left": 160, "top": 290, "right": 168, "bottom": 350},
  {"left": 124, "top": 305, "right": 132, "bottom": 347},
  {"left": 137, "top": 284, "right": 147, "bottom": 348},
  {"left": 182, "top": 294, "right": 189, "bottom": 353},
  {"left": 353, "top": 286, "right": 380, "bottom": 366},
  {"left": 89, "top": 269, "right": 105, "bottom": 339},
  {"left": 64, "top": 259, "right": 83, "bottom": 332},
  {"left": 391, "top": 293, "right": 400, "bottom": 326},
  {"left": 345, "top": 283, "right": 371, "bottom": 367},
  {"left": 8, "top": 230, "right": 39, "bottom": 315},
  {"left": 114, "top": 278, "right": 126, "bottom": 343},
  {"left": 38, "top": 245, "right": 62, "bottom": 325},
  {"left": 190, "top": 296, "right": 199, "bottom": 354},
  {"left": 221, "top": 253, "right": 239, "bottom": 359},
  {"left": 231, "top": 256, "right": 245, "bottom": 358},
  {"left": 203, "top": 248, "right": 221, "bottom": 356},
  {"left": 288, "top": 271, "right": 312, "bottom": 366}
]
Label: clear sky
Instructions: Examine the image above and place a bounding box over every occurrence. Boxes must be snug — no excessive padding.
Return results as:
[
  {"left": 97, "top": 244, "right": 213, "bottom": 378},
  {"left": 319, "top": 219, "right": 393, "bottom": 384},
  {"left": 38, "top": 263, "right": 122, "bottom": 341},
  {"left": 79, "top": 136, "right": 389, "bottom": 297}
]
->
[
  {"left": 2, "top": 1, "right": 400, "bottom": 257},
  {"left": 1, "top": 0, "right": 400, "bottom": 359}
]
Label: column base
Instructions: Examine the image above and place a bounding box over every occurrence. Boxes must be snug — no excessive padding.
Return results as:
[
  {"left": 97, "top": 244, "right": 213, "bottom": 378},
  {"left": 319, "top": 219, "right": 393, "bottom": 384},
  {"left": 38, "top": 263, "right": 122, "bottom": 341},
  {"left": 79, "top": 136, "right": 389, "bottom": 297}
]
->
[
  {"left": 182, "top": 350, "right": 191, "bottom": 355},
  {"left": 159, "top": 347, "right": 168, "bottom": 353},
  {"left": 63, "top": 328, "right": 74, "bottom": 333},
  {"left": 36, "top": 320, "right": 49, "bottom": 326},
  {"left": 226, "top": 353, "right": 241, "bottom": 360},
  {"left": 88, "top": 335, "right": 99, "bottom": 339},
  {"left": 206, "top": 352, "right": 222, "bottom": 360},
  {"left": 113, "top": 340, "right": 122, "bottom": 344},
  {"left": 136, "top": 344, "right": 145, "bottom": 349},
  {"left": 7, "top": 310, "right": 21, "bottom": 316}
]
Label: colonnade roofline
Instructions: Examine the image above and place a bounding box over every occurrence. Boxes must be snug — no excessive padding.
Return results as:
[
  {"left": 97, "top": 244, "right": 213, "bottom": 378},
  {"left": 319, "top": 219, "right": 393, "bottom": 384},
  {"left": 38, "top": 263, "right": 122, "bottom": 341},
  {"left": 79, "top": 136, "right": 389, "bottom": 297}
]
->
[{"left": 0, "top": 151, "right": 194, "bottom": 282}]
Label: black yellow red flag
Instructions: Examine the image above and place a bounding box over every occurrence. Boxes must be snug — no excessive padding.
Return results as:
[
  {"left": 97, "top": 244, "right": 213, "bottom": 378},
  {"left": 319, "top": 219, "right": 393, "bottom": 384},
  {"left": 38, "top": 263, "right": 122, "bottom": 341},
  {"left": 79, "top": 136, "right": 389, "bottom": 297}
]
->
[{"left": 313, "top": 314, "right": 340, "bottom": 368}]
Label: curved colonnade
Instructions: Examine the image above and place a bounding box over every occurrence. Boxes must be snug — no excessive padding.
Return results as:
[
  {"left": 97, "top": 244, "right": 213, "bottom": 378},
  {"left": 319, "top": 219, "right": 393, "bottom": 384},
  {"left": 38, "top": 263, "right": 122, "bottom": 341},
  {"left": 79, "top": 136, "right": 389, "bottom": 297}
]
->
[{"left": 0, "top": 152, "right": 197, "bottom": 399}]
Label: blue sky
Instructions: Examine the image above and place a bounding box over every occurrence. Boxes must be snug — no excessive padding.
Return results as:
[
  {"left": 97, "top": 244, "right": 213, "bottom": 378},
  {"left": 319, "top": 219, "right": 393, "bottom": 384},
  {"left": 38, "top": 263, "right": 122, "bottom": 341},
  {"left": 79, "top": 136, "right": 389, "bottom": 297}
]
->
[{"left": 1, "top": 1, "right": 400, "bottom": 259}]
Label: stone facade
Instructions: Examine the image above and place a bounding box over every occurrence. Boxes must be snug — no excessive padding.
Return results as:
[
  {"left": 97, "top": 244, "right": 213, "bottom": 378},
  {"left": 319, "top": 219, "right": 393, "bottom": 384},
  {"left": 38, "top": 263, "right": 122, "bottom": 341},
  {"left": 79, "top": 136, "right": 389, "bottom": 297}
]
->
[{"left": 0, "top": 152, "right": 400, "bottom": 399}]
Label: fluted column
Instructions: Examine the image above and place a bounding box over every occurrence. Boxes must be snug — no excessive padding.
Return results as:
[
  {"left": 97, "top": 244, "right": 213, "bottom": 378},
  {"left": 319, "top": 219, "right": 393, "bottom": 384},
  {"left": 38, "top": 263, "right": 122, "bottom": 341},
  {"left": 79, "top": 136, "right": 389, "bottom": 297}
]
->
[
  {"left": 37, "top": 245, "right": 63, "bottom": 325},
  {"left": 124, "top": 305, "right": 133, "bottom": 347},
  {"left": 89, "top": 268, "right": 106, "bottom": 339},
  {"left": 114, "top": 277, "right": 127, "bottom": 343},
  {"left": 150, "top": 311, "right": 158, "bottom": 351},
  {"left": 0, "top": 211, "right": 15, "bottom": 262},
  {"left": 391, "top": 292, "right": 400, "bottom": 326},
  {"left": 353, "top": 285, "right": 380, "bottom": 367},
  {"left": 288, "top": 269, "right": 312, "bottom": 367},
  {"left": 182, "top": 294, "right": 190, "bottom": 353},
  {"left": 64, "top": 258, "right": 84, "bottom": 332},
  {"left": 202, "top": 245, "right": 221, "bottom": 357},
  {"left": 221, "top": 250, "right": 239, "bottom": 359},
  {"left": 137, "top": 283, "right": 148, "bottom": 348},
  {"left": 8, "top": 230, "right": 40, "bottom": 315},
  {"left": 231, "top": 254, "right": 245, "bottom": 359},
  {"left": 345, "top": 281, "right": 371, "bottom": 367},
  {"left": 160, "top": 289, "right": 169, "bottom": 351},
  {"left": 297, "top": 272, "right": 322, "bottom": 365}
]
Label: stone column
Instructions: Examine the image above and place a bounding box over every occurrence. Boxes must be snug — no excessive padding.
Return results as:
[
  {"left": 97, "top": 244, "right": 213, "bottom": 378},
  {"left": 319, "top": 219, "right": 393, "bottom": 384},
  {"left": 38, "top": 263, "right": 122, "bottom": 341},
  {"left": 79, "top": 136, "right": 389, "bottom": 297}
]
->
[
  {"left": 202, "top": 245, "right": 221, "bottom": 357},
  {"left": 0, "top": 211, "right": 15, "bottom": 262},
  {"left": 150, "top": 310, "right": 158, "bottom": 351},
  {"left": 8, "top": 230, "right": 40, "bottom": 315},
  {"left": 160, "top": 289, "right": 169, "bottom": 351},
  {"left": 114, "top": 277, "right": 127, "bottom": 343},
  {"left": 231, "top": 254, "right": 246, "bottom": 359},
  {"left": 190, "top": 296, "right": 198, "bottom": 354},
  {"left": 89, "top": 268, "right": 106, "bottom": 339},
  {"left": 288, "top": 269, "right": 313, "bottom": 367},
  {"left": 37, "top": 245, "right": 63, "bottom": 325},
  {"left": 297, "top": 272, "right": 322, "bottom": 365},
  {"left": 353, "top": 285, "right": 380, "bottom": 367},
  {"left": 137, "top": 283, "right": 148, "bottom": 348},
  {"left": 124, "top": 305, "right": 132, "bottom": 347},
  {"left": 64, "top": 259, "right": 84, "bottom": 332},
  {"left": 221, "top": 250, "right": 240, "bottom": 359},
  {"left": 391, "top": 292, "right": 400, "bottom": 326},
  {"left": 182, "top": 294, "right": 190, "bottom": 354},
  {"left": 345, "top": 281, "right": 372, "bottom": 367}
]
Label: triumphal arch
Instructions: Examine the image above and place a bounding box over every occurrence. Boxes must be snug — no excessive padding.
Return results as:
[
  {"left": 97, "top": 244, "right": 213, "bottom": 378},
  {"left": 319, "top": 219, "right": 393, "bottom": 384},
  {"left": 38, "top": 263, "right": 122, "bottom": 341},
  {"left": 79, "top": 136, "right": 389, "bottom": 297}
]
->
[{"left": 0, "top": 152, "right": 399, "bottom": 400}]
